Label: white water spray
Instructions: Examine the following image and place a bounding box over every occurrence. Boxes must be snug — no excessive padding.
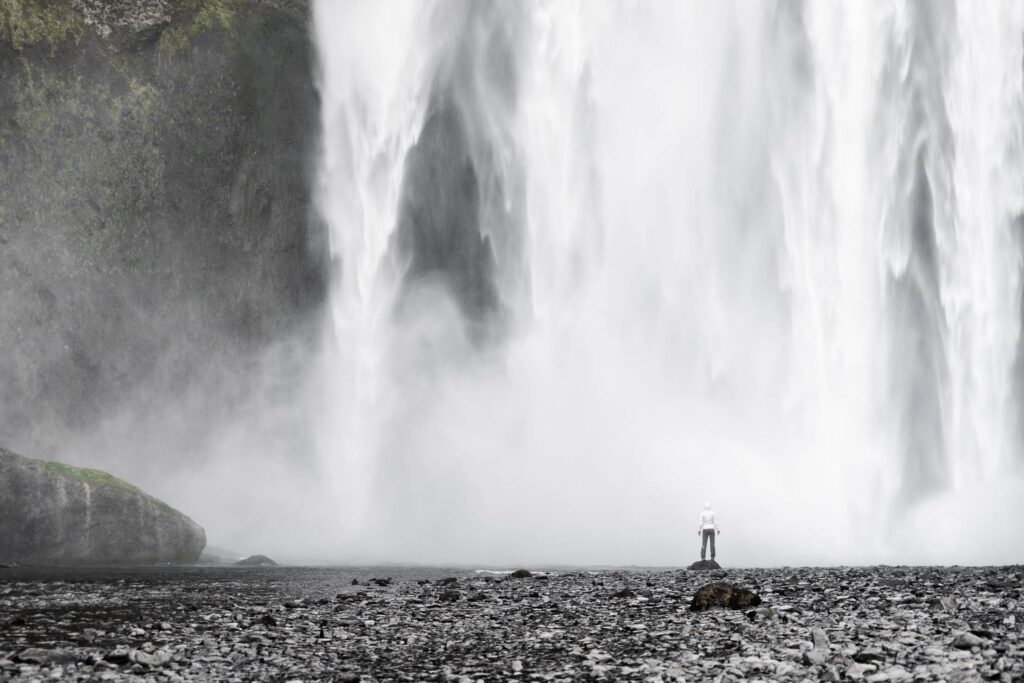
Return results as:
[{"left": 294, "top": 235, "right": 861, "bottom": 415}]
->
[{"left": 312, "top": 1, "right": 1024, "bottom": 566}]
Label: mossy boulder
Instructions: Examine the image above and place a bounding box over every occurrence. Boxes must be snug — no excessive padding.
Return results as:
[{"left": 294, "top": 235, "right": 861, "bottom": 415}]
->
[{"left": 0, "top": 447, "right": 206, "bottom": 564}]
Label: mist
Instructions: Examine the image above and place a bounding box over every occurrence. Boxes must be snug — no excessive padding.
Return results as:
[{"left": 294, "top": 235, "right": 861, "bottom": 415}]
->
[{"left": 4, "top": 0, "right": 1024, "bottom": 569}]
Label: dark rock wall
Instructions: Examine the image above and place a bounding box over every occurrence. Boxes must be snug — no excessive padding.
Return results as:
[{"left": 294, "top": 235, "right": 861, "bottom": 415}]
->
[
  {"left": 0, "top": 0, "right": 325, "bottom": 458},
  {"left": 391, "top": 3, "right": 525, "bottom": 347}
]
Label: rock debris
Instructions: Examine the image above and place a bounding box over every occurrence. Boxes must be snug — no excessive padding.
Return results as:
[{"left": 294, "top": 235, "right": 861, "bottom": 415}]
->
[{"left": 0, "top": 565, "right": 1021, "bottom": 681}]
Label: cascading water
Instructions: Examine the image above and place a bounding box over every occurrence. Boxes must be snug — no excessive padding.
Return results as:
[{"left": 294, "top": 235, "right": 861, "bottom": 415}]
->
[{"left": 313, "top": 0, "right": 1024, "bottom": 566}]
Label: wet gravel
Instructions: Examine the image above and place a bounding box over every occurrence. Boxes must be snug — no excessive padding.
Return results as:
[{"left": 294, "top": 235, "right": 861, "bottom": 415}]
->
[{"left": 0, "top": 564, "right": 1021, "bottom": 681}]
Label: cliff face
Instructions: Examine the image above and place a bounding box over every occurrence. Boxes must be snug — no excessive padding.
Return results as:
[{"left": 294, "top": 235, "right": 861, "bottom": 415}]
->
[
  {"left": 0, "top": 447, "right": 206, "bottom": 564},
  {"left": 0, "top": 0, "right": 325, "bottom": 456}
]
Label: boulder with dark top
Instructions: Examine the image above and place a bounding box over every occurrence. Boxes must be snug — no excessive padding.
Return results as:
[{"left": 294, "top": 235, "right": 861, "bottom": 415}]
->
[
  {"left": 510, "top": 569, "right": 533, "bottom": 578},
  {"left": 235, "top": 555, "right": 278, "bottom": 567},
  {"left": 688, "top": 559, "right": 722, "bottom": 571},
  {"left": 0, "top": 448, "right": 205, "bottom": 565},
  {"left": 689, "top": 582, "right": 762, "bottom": 611}
]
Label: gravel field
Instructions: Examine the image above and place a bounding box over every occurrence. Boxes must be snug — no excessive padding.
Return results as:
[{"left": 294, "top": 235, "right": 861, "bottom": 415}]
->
[{"left": 0, "top": 564, "right": 1021, "bottom": 682}]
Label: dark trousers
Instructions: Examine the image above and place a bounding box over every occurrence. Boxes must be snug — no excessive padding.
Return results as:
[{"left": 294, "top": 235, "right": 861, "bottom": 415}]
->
[{"left": 701, "top": 529, "right": 716, "bottom": 560}]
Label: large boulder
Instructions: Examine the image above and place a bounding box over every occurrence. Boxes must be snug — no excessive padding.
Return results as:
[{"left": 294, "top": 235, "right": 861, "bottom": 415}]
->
[
  {"left": 689, "top": 582, "right": 762, "bottom": 612},
  {"left": 0, "top": 448, "right": 205, "bottom": 564}
]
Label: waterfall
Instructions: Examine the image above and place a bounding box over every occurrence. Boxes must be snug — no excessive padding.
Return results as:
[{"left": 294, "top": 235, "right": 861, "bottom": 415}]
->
[{"left": 313, "top": 0, "right": 1024, "bottom": 565}]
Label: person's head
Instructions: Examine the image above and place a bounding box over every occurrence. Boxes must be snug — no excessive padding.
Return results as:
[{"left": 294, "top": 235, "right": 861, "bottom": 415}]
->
[{"left": 704, "top": 501, "right": 711, "bottom": 510}]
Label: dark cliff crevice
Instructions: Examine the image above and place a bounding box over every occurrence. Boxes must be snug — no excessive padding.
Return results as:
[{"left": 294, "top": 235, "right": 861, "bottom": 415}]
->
[{"left": 389, "top": 3, "right": 524, "bottom": 349}]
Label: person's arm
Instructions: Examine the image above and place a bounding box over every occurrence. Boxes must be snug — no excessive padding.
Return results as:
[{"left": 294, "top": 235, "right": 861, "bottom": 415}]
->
[{"left": 715, "top": 514, "right": 720, "bottom": 534}]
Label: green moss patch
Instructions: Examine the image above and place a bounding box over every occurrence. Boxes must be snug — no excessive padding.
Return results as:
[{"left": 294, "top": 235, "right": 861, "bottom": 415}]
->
[
  {"left": 39, "top": 460, "right": 174, "bottom": 512},
  {"left": 158, "top": 0, "right": 237, "bottom": 59},
  {"left": 0, "top": 0, "right": 83, "bottom": 51}
]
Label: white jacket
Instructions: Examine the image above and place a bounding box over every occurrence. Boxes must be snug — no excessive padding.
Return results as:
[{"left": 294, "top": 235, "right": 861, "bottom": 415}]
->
[{"left": 698, "top": 509, "right": 719, "bottom": 532}]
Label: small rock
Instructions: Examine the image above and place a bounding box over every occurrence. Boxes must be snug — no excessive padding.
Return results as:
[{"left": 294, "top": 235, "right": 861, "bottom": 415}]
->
[
  {"left": 928, "top": 596, "right": 956, "bottom": 611},
  {"left": 130, "top": 649, "right": 171, "bottom": 667},
  {"left": 510, "top": 569, "right": 532, "bottom": 579},
  {"left": 811, "top": 626, "right": 830, "bottom": 650},
  {"left": 820, "top": 665, "right": 841, "bottom": 682},
  {"left": 746, "top": 607, "right": 774, "bottom": 621},
  {"left": 611, "top": 588, "right": 636, "bottom": 599},
  {"left": 511, "top": 660, "right": 523, "bottom": 672},
  {"left": 846, "top": 662, "right": 877, "bottom": 680},
  {"left": 951, "top": 632, "right": 986, "bottom": 649},
  {"left": 438, "top": 590, "right": 460, "bottom": 603}
]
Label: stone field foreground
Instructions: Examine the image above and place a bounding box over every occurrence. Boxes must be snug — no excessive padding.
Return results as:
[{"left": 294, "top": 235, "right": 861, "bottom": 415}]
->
[{"left": 0, "top": 565, "right": 1021, "bottom": 681}]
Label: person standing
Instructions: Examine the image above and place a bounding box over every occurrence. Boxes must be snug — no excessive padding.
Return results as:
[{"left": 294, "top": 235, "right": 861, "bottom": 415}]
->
[{"left": 697, "top": 501, "right": 720, "bottom": 561}]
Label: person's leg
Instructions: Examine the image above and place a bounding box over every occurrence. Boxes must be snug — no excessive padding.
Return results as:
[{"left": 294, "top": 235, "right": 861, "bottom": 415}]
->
[
  {"left": 709, "top": 530, "right": 716, "bottom": 560},
  {"left": 700, "top": 530, "right": 708, "bottom": 560}
]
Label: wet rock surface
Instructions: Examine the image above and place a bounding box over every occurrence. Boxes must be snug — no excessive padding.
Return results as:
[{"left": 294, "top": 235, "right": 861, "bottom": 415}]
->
[
  {"left": 0, "top": 449, "right": 205, "bottom": 565},
  {"left": 0, "top": 565, "right": 1021, "bottom": 681},
  {"left": 234, "top": 555, "right": 277, "bottom": 568},
  {"left": 688, "top": 559, "right": 722, "bottom": 571}
]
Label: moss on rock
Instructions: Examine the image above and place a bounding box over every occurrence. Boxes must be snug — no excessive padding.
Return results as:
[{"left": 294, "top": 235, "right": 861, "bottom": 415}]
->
[{"left": 0, "top": 0, "right": 83, "bottom": 52}]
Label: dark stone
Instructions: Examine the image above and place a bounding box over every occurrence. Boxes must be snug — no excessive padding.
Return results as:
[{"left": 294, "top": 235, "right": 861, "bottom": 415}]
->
[
  {"left": 689, "top": 582, "right": 762, "bottom": 611},
  {"left": 611, "top": 589, "right": 636, "bottom": 599},
  {"left": 235, "top": 555, "right": 277, "bottom": 567},
  {"left": 370, "top": 577, "right": 394, "bottom": 587},
  {"left": 259, "top": 614, "right": 277, "bottom": 627},
  {"left": 438, "top": 590, "right": 460, "bottom": 603},
  {"left": 351, "top": 579, "right": 359, "bottom": 585},
  {"left": 951, "top": 632, "right": 986, "bottom": 649},
  {"left": 439, "top": 577, "right": 459, "bottom": 585},
  {"left": 0, "top": 448, "right": 205, "bottom": 564},
  {"left": 688, "top": 560, "right": 722, "bottom": 571},
  {"left": 746, "top": 607, "right": 775, "bottom": 622},
  {"left": 510, "top": 569, "right": 532, "bottom": 579}
]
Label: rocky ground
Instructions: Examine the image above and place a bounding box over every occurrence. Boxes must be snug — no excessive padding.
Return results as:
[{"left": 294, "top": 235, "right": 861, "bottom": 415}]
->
[{"left": 0, "top": 564, "right": 1021, "bottom": 682}]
